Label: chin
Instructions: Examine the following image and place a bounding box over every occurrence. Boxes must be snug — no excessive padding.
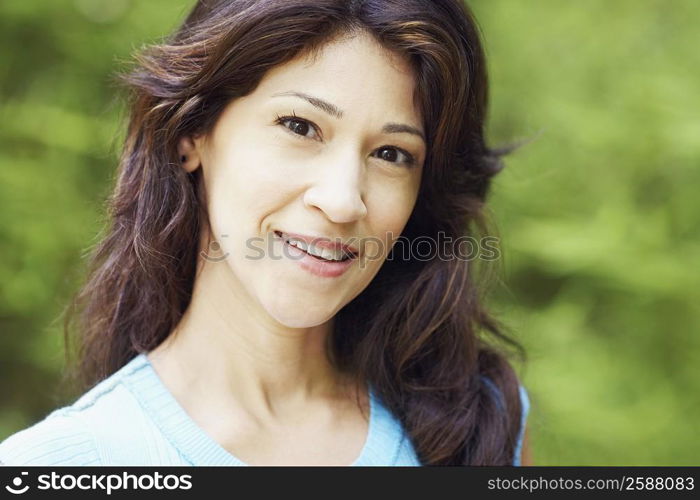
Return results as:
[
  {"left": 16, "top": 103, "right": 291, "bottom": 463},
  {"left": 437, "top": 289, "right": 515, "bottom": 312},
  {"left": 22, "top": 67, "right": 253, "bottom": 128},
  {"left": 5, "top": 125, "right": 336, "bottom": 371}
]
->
[
  {"left": 272, "top": 313, "right": 333, "bottom": 330},
  {"left": 264, "top": 299, "right": 338, "bottom": 330}
]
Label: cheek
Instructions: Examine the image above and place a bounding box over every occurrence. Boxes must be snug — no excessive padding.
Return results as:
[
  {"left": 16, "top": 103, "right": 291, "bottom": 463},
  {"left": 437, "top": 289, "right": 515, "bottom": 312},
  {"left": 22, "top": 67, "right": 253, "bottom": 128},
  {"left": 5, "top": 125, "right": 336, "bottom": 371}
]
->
[
  {"left": 207, "top": 139, "right": 290, "bottom": 227},
  {"left": 365, "top": 182, "right": 419, "bottom": 259}
]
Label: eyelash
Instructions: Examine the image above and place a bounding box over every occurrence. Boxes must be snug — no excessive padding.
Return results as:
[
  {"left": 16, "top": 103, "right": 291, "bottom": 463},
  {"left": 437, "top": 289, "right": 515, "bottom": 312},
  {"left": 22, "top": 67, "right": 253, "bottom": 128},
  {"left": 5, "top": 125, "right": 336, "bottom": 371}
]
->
[{"left": 274, "top": 112, "right": 417, "bottom": 168}]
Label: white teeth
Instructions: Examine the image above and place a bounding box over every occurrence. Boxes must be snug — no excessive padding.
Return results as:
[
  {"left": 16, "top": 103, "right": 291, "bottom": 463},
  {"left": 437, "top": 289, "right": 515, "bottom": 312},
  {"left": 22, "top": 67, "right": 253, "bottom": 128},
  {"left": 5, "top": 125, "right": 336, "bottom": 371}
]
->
[
  {"left": 289, "top": 238, "right": 309, "bottom": 252},
  {"left": 282, "top": 234, "right": 348, "bottom": 261},
  {"left": 318, "top": 248, "right": 339, "bottom": 261}
]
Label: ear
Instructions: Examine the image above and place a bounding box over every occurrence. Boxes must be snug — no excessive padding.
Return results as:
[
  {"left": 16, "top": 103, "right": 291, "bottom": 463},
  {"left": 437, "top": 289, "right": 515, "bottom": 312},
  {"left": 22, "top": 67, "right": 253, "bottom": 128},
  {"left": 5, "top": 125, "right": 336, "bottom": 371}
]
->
[{"left": 177, "top": 135, "right": 202, "bottom": 173}]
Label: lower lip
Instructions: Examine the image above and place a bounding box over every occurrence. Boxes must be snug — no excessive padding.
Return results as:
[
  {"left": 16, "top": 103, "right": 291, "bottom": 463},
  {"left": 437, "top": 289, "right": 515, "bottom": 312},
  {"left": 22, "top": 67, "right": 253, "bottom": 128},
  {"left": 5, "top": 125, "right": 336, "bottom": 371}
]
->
[{"left": 274, "top": 232, "right": 356, "bottom": 278}]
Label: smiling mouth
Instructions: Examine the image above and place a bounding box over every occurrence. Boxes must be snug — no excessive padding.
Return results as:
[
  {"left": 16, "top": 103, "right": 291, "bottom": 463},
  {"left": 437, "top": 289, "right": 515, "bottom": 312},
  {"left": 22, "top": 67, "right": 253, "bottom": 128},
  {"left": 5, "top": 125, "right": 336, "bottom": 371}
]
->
[{"left": 274, "top": 231, "right": 356, "bottom": 262}]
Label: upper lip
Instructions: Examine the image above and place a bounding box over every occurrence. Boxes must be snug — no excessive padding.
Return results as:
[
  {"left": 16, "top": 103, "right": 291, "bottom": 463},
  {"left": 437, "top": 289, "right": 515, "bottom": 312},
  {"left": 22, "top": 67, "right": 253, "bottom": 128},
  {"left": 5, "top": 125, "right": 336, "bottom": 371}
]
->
[{"left": 274, "top": 230, "right": 359, "bottom": 256}]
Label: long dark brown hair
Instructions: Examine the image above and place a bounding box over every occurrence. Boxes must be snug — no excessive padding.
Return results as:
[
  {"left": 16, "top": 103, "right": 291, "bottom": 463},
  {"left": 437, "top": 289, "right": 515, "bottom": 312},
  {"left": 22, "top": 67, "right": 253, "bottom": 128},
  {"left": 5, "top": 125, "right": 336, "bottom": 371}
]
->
[{"left": 63, "top": 0, "right": 526, "bottom": 465}]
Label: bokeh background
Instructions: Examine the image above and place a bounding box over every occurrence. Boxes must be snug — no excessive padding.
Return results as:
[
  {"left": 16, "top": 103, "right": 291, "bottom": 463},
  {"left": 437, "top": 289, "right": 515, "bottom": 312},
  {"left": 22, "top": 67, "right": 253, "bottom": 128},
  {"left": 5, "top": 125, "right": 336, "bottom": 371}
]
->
[{"left": 1, "top": 0, "right": 698, "bottom": 465}]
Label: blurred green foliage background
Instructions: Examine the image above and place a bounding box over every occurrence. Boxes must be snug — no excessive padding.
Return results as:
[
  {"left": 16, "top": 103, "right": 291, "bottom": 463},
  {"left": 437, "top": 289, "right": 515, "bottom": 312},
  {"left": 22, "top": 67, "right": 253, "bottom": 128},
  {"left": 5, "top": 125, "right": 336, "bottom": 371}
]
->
[{"left": 1, "top": 0, "right": 698, "bottom": 465}]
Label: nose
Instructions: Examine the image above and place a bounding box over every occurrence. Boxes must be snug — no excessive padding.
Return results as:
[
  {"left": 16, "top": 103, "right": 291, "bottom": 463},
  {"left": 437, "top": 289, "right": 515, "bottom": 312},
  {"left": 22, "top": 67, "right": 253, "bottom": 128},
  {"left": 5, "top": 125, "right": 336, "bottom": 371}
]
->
[{"left": 303, "top": 147, "right": 368, "bottom": 223}]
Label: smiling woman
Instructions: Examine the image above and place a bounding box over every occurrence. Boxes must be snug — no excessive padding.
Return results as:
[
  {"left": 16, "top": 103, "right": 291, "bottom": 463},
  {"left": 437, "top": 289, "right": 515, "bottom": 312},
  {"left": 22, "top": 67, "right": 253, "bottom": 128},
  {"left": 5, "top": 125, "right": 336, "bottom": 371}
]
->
[{"left": 0, "top": 0, "right": 529, "bottom": 466}]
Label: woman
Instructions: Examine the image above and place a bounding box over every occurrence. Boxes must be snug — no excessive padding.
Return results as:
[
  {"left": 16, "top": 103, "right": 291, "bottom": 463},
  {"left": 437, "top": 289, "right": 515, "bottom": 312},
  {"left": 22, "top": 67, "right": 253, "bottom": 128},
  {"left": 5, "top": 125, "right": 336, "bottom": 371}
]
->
[{"left": 0, "top": 0, "right": 530, "bottom": 466}]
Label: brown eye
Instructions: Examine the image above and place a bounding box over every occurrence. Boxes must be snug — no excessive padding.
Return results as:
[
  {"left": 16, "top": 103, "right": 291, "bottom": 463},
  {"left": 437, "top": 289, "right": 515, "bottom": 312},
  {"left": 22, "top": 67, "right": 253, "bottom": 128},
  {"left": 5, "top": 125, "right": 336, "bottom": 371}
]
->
[
  {"left": 288, "top": 119, "right": 310, "bottom": 136},
  {"left": 275, "top": 114, "right": 320, "bottom": 140},
  {"left": 374, "top": 146, "right": 415, "bottom": 167},
  {"left": 379, "top": 147, "right": 397, "bottom": 162}
]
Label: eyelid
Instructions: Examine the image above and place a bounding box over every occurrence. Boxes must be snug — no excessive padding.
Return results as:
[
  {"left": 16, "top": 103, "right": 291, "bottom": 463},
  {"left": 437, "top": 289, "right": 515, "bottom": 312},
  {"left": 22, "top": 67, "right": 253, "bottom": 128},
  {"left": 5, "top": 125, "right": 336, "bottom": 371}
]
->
[
  {"left": 275, "top": 112, "right": 322, "bottom": 141},
  {"left": 274, "top": 113, "right": 418, "bottom": 167}
]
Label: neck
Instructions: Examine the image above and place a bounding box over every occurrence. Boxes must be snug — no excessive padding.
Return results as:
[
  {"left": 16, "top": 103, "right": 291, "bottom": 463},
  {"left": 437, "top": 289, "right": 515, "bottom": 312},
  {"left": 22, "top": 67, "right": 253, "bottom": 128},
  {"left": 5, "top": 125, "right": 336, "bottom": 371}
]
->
[{"left": 147, "top": 253, "right": 357, "bottom": 421}]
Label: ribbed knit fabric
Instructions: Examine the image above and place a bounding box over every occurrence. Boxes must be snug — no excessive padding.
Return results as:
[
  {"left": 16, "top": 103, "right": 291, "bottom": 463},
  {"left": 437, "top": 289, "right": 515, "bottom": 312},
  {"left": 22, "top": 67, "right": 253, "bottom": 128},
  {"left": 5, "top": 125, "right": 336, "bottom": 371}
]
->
[{"left": 0, "top": 353, "right": 529, "bottom": 466}]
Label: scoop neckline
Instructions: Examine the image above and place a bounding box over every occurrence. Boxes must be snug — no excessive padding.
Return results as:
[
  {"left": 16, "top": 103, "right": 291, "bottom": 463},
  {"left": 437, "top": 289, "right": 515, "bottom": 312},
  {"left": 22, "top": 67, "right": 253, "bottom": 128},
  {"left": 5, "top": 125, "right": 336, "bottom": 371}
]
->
[{"left": 123, "top": 352, "right": 379, "bottom": 466}]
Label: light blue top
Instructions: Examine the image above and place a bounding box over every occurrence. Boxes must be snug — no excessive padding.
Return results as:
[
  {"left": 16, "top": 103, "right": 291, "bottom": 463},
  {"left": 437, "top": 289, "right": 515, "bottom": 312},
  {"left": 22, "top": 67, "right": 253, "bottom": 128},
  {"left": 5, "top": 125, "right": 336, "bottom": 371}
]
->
[{"left": 0, "top": 353, "right": 529, "bottom": 466}]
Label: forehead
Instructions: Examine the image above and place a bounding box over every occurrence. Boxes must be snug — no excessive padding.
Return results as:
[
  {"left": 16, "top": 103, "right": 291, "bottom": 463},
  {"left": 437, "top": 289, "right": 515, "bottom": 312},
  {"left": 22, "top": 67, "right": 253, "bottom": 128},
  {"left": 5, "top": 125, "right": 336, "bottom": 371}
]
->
[{"left": 253, "top": 31, "right": 422, "bottom": 122}]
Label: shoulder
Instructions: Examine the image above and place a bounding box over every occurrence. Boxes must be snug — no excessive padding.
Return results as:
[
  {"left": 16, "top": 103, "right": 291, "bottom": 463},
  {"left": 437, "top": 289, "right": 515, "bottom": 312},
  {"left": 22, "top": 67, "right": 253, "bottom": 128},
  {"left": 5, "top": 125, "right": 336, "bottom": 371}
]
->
[
  {"left": 0, "top": 410, "right": 99, "bottom": 466},
  {"left": 0, "top": 354, "right": 155, "bottom": 466}
]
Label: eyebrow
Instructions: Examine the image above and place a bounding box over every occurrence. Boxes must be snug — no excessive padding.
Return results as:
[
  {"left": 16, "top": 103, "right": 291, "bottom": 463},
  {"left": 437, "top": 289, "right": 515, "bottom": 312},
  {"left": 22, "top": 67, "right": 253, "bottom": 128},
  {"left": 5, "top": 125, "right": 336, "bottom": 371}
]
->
[{"left": 271, "top": 90, "right": 425, "bottom": 143}]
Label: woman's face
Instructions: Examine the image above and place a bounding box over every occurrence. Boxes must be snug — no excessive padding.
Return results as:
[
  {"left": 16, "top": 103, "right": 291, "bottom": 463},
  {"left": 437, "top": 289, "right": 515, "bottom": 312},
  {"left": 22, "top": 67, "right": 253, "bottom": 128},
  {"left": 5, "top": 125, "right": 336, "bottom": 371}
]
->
[{"left": 185, "top": 31, "right": 425, "bottom": 328}]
